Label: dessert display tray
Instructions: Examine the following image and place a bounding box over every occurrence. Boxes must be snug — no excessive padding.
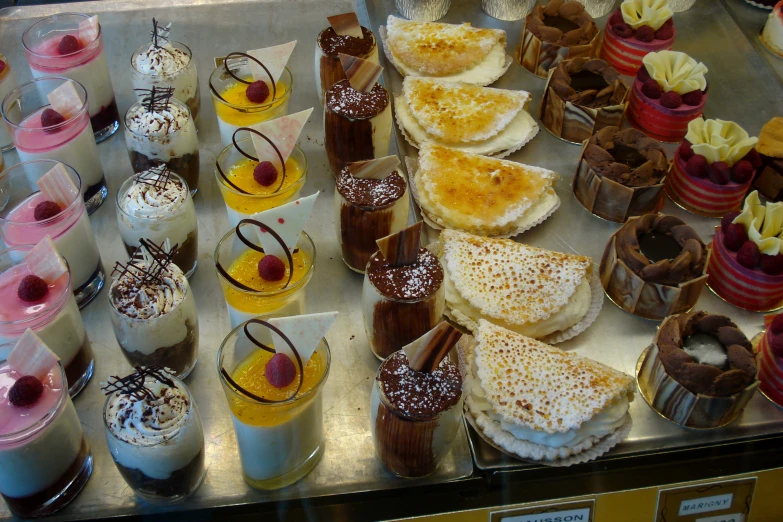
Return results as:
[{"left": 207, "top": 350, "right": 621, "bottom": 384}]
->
[
  {"left": 363, "top": 0, "right": 783, "bottom": 473},
  {"left": 721, "top": 0, "right": 783, "bottom": 85},
  {"left": 0, "top": 0, "right": 473, "bottom": 519}
]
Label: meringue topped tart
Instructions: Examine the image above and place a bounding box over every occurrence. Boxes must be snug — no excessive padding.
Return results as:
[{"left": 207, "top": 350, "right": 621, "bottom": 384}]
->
[
  {"left": 381, "top": 16, "right": 511, "bottom": 86},
  {"left": 395, "top": 78, "right": 538, "bottom": 157},
  {"left": 438, "top": 229, "right": 597, "bottom": 340},
  {"left": 412, "top": 144, "right": 559, "bottom": 236},
  {"left": 463, "top": 320, "right": 634, "bottom": 464}
]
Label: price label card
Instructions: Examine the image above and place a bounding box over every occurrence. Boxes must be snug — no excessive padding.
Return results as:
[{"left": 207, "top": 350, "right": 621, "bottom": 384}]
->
[
  {"left": 656, "top": 478, "right": 756, "bottom": 522},
  {"left": 489, "top": 499, "right": 595, "bottom": 522}
]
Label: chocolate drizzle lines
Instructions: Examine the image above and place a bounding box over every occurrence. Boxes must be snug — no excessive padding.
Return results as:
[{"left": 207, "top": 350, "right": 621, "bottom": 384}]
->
[
  {"left": 216, "top": 127, "right": 288, "bottom": 195},
  {"left": 101, "top": 365, "right": 176, "bottom": 400},
  {"left": 214, "top": 52, "right": 277, "bottom": 102},
  {"left": 150, "top": 18, "right": 172, "bottom": 49},
  {"left": 221, "top": 318, "right": 304, "bottom": 403},
  {"left": 135, "top": 86, "right": 174, "bottom": 113},
  {"left": 112, "top": 238, "right": 179, "bottom": 288},
  {"left": 134, "top": 164, "right": 173, "bottom": 191}
]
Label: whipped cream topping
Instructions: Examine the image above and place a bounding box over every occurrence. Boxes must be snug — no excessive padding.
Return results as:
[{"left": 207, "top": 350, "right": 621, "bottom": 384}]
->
[
  {"left": 127, "top": 102, "right": 190, "bottom": 137},
  {"left": 105, "top": 375, "right": 191, "bottom": 446},
  {"left": 121, "top": 170, "right": 188, "bottom": 218},
  {"left": 621, "top": 0, "right": 673, "bottom": 31},
  {"left": 110, "top": 262, "right": 188, "bottom": 320},
  {"left": 685, "top": 118, "right": 758, "bottom": 166},
  {"left": 642, "top": 51, "right": 707, "bottom": 95},
  {"left": 133, "top": 43, "right": 190, "bottom": 77}
]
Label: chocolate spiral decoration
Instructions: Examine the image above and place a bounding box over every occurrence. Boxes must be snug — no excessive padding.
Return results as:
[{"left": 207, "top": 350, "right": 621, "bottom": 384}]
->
[
  {"left": 212, "top": 52, "right": 278, "bottom": 102},
  {"left": 220, "top": 318, "right": 305, "bottom": 403},
  {"left": 216, "top": 127, "right": 288, "bottom": 195},
  {"left": 215, "top": 219, "right": 295, "bottom": 292}
]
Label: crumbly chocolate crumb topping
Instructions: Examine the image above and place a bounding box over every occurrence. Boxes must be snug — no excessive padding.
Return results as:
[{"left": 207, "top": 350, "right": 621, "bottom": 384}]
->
[
  {"left": 336, "top": 167, "right": 406, "bottom": 208},
  {"left": 318, "top": 26, "right": 376, "bottom": 58},
  {"left": 378, "top": 350, "right": 461, "bottom": 419},
  {"left": 367, "top": 248, "right": 444, "bottom": 301},
  {"left": 325, "top": 80, "right": 388, "bottom": 120}
]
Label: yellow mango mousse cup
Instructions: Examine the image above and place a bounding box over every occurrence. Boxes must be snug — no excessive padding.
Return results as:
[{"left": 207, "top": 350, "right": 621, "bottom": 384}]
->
[
  {"left": 217, "top": 318, "right": 331, "bottom": 490},
  {"left": 215, "top": 137, "right": 307, "bottom": 228},
  {"left": 214, "top": 224, "right": 315, "bottom": 328},
  {"left": 209, "top": 63, "right": 292, "bottom": 148}
]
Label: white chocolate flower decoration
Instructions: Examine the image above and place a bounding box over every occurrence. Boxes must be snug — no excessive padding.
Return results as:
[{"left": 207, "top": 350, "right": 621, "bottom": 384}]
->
[
  {"left": 642, "top": 50, "right": 707, "bottom": 95},
  {"left": 733, "top": 191, "right": 783, "bottom": 255},
  {"left": 621, "top": 0, "right": 673, "bottom": 31},
  {"left": 685, "top": 118, "right": 759, "bottom": 166}
]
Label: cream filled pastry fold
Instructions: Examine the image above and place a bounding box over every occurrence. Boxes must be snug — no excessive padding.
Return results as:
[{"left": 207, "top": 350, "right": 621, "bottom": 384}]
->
[
  {"left": 462, "top": 320, "right": 634, "bottom": 464},
  {"left": 410, "top": 144, "right": 559, "bottom": 237},
  {"left": 437, "top": 229, "right": 598, "bottom": 340},
  {"left": 395, "top": 78, "right": 538, "bottom": 158},
  {"left": 381, "top": 16, "right": 511, "bottom": 86}
]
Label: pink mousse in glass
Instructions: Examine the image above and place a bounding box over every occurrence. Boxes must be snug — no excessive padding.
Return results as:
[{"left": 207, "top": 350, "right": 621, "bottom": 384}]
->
[{"left": 22, "top": 13, "right": 119, "bottom": 142}]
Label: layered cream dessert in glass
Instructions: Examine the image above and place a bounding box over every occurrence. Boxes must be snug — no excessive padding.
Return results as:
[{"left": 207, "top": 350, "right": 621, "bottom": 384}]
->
[
  {"left": 116, "top": 167, "right": 198, "bottom": 277},
  {"left": 103, "top": 366, "right": 205, "bottom": 502}
]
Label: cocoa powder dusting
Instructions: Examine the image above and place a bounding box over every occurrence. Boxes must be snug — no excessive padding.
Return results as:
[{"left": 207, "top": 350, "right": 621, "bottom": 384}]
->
[
  {"left": 317, "top": 26, "right": 375, "bottom": 58},
  {"left": 325, "top": 80, "right": 388, "bottom": 120},
  {"left": 335, "top": 168, "right": 406, "bottom": 208},
  {"left": 378, "top": 351, "right": 461, "bottom": 418},
  {"left": 366, "top": 249, "right": 443, "bottom": 301}
]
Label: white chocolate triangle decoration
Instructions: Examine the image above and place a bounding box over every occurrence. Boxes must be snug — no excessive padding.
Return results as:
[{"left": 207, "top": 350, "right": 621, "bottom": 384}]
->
[
  {"left": 269, "top": 312, "right": 338, "bottom": 364},
  {"left": 347, "top": 155, "right": 400, "bottom": 180},
  {"left": 47, "top": 81, "right": 84, "bottom": 119},
  {"left": 328, "top": 12, "right": 363, "bottom": 38},
  {"left": 25, "top": 236, "right": 67, "bottom": 283},
  {"left": 37, "top": 163, "right": 79, "bottom": 208},
  {"left": 78, "top": 15, "right": 100, "bottom": 44},
  {"left": 250, "top": 108, "right": 313, "bottom": 169},
  {"left": 247, "top": 41, "right": 296, "bottom": 85},
  {"left": 8, "top": 329, "right": 59, "bottom": 380},
  {"left": 251, "top": 192, "right": 318, "bottom": 259}
]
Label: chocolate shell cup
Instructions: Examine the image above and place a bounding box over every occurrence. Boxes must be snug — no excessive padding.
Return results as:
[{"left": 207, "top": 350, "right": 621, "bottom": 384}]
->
[
  {"left": 600, "top": 214, "right": 708, "bottom": 320},
  {"left": 541, "top": 58, "right": 628, "bottom": 144},
  {"left": 516, "top": 1, "right": 599, "bottom": 79},
  {"left": 573, "top": 127, "right": 668, "bottom": 223},
  {"left": 637, "top": 312, "right": 759, "bottom": 429}
]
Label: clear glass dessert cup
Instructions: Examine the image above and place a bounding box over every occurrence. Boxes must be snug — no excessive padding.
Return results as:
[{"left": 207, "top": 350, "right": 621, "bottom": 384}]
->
[
  {"left": 0, "top": 248, "right": 94, "bottom": 397},
  {"left": 217, "top": 319, "right": 331, "bottom": 490},
  {"left": 0, "top": 52, "right": 18, "bottom": 151},
  {"left": 124, "top": 97, "right": 200, "bottom": 194},
  {"left": 115, "top": 172, "right": 199, "bottom": 277},
  {"left": 214, "top": 225, "right": 316, "bottom": 328},
  {"left": 215, "top": 137, "right": 308, "bottom": 228},
  {"left": 2, "top": 77, "right": 108, "bottom": 213},
  {"left": 102, "top": 376, "right": 206, "bottom": 503},
  {"left": 22, "top": 12, "right": 120, "bottom": 142},
  {"left": 370, "top": 362, "right": 462, "bottom": 478},
  {"left": 0, "top": 359, "right": 92, "bottom": 518},
  {"left": 209, "top": 63, "right": 293, "bottom": 148},
  {"left": 131, "top": 41, "right": 200, "bottom": 123},
  {"left": 0, "top": 160, "right": 104, "bottom": 308},
  {"left": 108, "top": 275, "right": 199, "bottom": 379}
]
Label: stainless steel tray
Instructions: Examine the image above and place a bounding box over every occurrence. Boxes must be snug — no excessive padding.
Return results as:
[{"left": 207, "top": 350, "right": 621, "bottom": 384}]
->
[
  {"left": 721, "top": 0, "right": 783, "bottom": 85},
  {"left": 363, "top": 0, "right": 783, "bottom": 472},
  {"left": 0, "top": 0, "right": 473, "bottom": 519}
]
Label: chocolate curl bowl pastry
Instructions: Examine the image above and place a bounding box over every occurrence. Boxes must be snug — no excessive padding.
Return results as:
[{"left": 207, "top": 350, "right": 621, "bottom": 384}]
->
[
  {"left": 379, "top": 16, "right": 512, "bottom": 86},
  {"left": 752, "top": 117, "right": 783, "bottom": 202},
  {"left": 540, "top": 58, "right": 629, "bottom": 144},
  {"left": 516, "top": 0, "right": 600, "bottom": 79},
  {"left": 637, "top": 311, "right": 759, "bottom": 429},
  {"left": 573, "top": 126, "right": 668, "bottom": 223},
  {"left": 600, "top": 213, "right": 708, "bottom": 320}
]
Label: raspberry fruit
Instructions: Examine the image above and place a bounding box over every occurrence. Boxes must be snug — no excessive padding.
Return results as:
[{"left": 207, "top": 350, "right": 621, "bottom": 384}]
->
[
  {"left": 0, "top": 60, "right": 6, "bottom": 74},
  {"left": 641, "top": 79, "right": 663, "bottom": 99},
  {"left": 685, "top": 155, "right": 709, "bottom": 178},
  {"left": 721, "top": 211, "right": 741, "bottom": 233},
  {"left": 723, "top": 223, "right": 748, "bottom": 252},
  {"left": 613, "top": 23, "right": 634, "bottom": 38},
  {"left": 253, "top": 161, "right": 278, "bottom": 187},
  {"left": 660, "top": 91, "right": 683, "bottom": 109},
  {"left": 731, "top": 160, "right": 755, "bottom": 184},
  {"left": 40, "top": 109, "right": 65, "bottom": 130},
  {"left": 736, "top": 241, "right": 760, "bottom": 269},
  {"left": 609, "top": 11, "right": 623, "bottom": 26},
  {"left": 34, "top": 200, "right": 61, "bottom": 221},
  {"left": 17, "top": 275, "right": 49, "bottom": 302},
  {"left": 679, "top": 141, "right": 694, "bottom": 161},
  {"left": 246, "top": 81, "right": 270, "bottom": 103},
  {"left": 637, "top": 66, "right": 651, "bottom": 83},
  {"left": 257, "top": 255, "right": 286, "bottom": 282},
  {"left": 265, "top": 353, "right": 296, "bottom": 388},
  {"left": 635, "top": 26, "right": 654, "bottom": 42},
  {"left": 770, "top": 314, "right": 783, "bottom": 335},
  {"left": 654, "top": 24, "right": 674, "bottom": 40},
  {"left": 742, "top": 148, "right": 762, "bottom": 169},
  {"left": 682, "top": 90, "right": 703, "bottom": 106},
  {"left": 709, "top": 161, "right": 731, "bottom": 185},
  {"left": 761, "top": 253, "right": 783, "bottom": 276},
  {"left": 58, "top": 35, "right": 80, "bottom": 55},
  {"left": 9, "top": 376, "right": 44, "bottom": 407}
]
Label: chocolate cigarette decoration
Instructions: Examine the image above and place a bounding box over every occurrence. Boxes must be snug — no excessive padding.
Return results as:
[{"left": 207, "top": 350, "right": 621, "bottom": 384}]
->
[
  {"left": 377, "top": 221, "right": 422, "bottom": 267},
  {"left": 340, "top": 53, "right": 383, "bottom": 93},
  {"left": 217, "top": 127, "right": 287, "bottom": 194},
  {"left": 216, "top": 52, "right": 277, "bottom": 102},
  {"left": 135, "top": 86, "right": 174, "bottom": 113},
  {"left": 221, "top": 318, "right": 305, "bottom": 402},
  {"left": 215, "top": 220, "right": 294, "bottom": 291},
  {"left": 149, "top": 18, "right": 172, "bottom": 49},
  {"left": 113, "top": 238, "right": 178, "bottom": 288},
  {"left": 134, "top": 164, "right": 173, "bottom": 191},
  {"left": 101, "top": 365, "right": 176, "bottom": 400},
  {"left": 328, "top": 12, "right": 363, "bottom": 38},
  {"left": 403, "top": 322, "right": 462, "bottom": 373},
  {"left": 347, "top": 155, "right": 400, "bottom": 180}
]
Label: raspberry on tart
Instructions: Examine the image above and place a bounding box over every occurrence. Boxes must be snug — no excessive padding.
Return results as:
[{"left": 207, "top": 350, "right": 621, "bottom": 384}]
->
[
  {"left": 707, "top": 191, "right": 783, "bottom": 311},
  {"left": 600, "top": 0, "right": 675, "bottom": 76},
  {"left": 666, "top": 118, "right": 759, "bottom": 217}
]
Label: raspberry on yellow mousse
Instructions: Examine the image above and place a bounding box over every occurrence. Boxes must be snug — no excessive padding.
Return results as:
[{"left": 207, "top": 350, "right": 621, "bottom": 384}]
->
[
  {"left": 221, "top": 157, "right": 303, "bottom": 214},
  {"left": 214, "top": 79, "right": 289, "bottom": 127}
]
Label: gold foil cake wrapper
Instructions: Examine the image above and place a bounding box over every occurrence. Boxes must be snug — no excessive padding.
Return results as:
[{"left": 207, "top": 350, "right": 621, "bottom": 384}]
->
[
  {"left": 516, "top": 22, "right": 599, "bottom": 79},
  {"left": 480, "top": 0, "right": 537, "bottom": 22},
  {"left": 540, "top": 69, "right": 629, "bottom": 145},
  {"left": 394, "top": 0, "right": 452, "bottom": 22},
  {"left": 600, "top": 234, "right": 709, "bottom": 320},
  {"left": 573, "top": 143, "right": 665, "bottom": 223},
  {"left": 637, "top": 343, "right": 759, "bottom": 429}
]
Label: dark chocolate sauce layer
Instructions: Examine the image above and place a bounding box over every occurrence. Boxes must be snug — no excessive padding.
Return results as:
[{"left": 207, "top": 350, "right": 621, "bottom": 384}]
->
[
  {"left": 317, "top": 26, "right": 375, "bottom": 58},
  {"left": 378, "top": 351, "right": 461, "bottom": 419},
  {"left": 336, "top": 168, "right": 406, "bottom": 208},
  {"left": 325, "top": 80, "right": 388, "bottom": 120},
  {"left": 367, "top": 249, "right": 443, "bottom": 301}
]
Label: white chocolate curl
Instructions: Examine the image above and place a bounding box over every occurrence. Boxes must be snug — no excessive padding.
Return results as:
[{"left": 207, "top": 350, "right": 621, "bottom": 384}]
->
[
  {"left": 621, "top": 0, "right": 673, "bottom": 31},
  {"left": 685, "top": 118, "right": 758, "bottom": 167},
  {"left": 642, "top": 50, "right": 707, "bottom": 95}
]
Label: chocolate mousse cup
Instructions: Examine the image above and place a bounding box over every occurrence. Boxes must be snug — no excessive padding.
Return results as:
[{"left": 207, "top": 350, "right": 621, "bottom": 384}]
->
[
  {"left": 334, "top": 167, "right": 409, "bottom": 273},
  {"left": 315, "top": 26, "right": 378, "bottom": 105},
  {"left": 116, "top": 172, "right": 198, "bottom": 277},
  {"left": 131, "top": 41, "right": 200, "bottom": 122},
  {"left": 371, "top": 351, "right": 462, "bottom": 478},
  {"left": 324, "top": 80, "right": 392, "bottom": 175},
  {"left": 363, "top": 249, "right": 446, "bottom": 360},
  {"left": 124, "top": 98, "right": 200, "bottom": 194}
]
